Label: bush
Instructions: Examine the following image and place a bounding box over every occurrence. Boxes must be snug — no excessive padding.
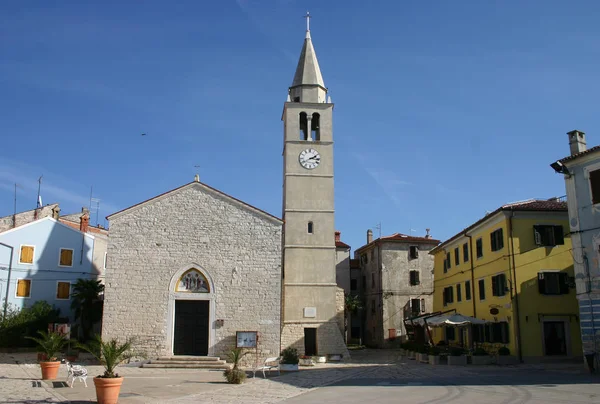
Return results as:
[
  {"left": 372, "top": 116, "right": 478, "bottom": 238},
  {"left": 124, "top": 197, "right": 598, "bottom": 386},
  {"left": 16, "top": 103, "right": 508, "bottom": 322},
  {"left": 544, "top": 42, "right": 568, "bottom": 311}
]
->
[
  {"left": 497, "top": 346, "right": 510, "bottom": 356},
  {"left": 280, "top": 347, "right": 299, "bottom": 365},
  {"left": 472, "top": 347, "right": 488, "bottom": 356},
  {"left": 428, "top": 346, "right": 441, "bottom": 356},
  {"left": 224, "top": 368, "right": 246, "bottom": 384},
  {"left": 436, "top": 340, "right": 448, "bottom": 346},
  {"left": 449, "top": 347, "right": 464, "bottom": 356},
  {"left": 0, "top": 301, "right": 61, "bottom": 348}
]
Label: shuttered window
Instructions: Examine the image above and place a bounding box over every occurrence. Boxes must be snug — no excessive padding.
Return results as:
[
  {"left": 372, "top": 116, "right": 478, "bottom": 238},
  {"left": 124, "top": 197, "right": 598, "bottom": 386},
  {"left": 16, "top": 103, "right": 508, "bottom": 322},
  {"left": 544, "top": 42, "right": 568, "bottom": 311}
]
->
[
  {"left": 19, "top": 246, "right": 34, "bottom": 264},
  {"left": 456, "top": 283, "right": 462, "bottom": 301},
  {"left": 443, "top": 286, "right": 454, "bottom": 305},
  {"left": 59, "top": 249, "right": 73, "bottom": 266},
  {"left": 538, "top": 272, "right": 570, "bottom": 295},
  {"left": 409, "top": 270, "right": 420, "bottom": 286},
  {"left": 533, "top": 225, "right": 564, "bottom": 247},
  {"left": 590, "top": 169, "right": 600, "bottom": 204},
  {"left": 490, "top": 229, "right": 504, "bottom": 251},
  {"left": 476, "top": 238, "right": 483, "bottom": 258},
  {"left": 465, "top": 280, "right": 472, "bottom": 300},
  {"left": 463, "top": 243, "right": 469, "bottom": 262},
  {"left": 56, "top": 282, "right": 70, "bottom": 299},
  {"left": 454, "top": 248, "right": 460, "bottom": 265},
  {"left": 492, "top": 273, "right": 507, "bottom": 296},
  {"left": 16, "top": 279, "right": 31, "bottom": 297}
]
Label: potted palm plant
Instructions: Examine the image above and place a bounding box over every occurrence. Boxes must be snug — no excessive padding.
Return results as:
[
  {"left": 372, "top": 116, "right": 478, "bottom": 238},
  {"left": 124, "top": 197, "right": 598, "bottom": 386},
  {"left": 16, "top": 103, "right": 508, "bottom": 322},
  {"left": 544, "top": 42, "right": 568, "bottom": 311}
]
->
[
  {"left": 76, "top": 335, "right": 133, "bottom": 404},
  {"left": 223, "top": 348, "right": 249, "bottom": 384},
  {"left": 471, "top": 347, "right": 492, "bottom": 365},
  {"left": 447, "top": 346, "right": 467, "bottom": 366},
  {"left": 428, "top": 346, "right": 441, "bottom": 365},
  {"left": 25, "top": 330, "right": 68, "bottom": 380}
]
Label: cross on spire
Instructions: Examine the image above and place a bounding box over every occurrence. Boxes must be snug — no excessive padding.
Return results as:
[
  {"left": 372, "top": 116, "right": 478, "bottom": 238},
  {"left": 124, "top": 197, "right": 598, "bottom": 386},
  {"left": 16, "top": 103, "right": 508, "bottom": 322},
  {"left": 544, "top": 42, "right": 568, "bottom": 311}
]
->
[{"left": 304, "top": 11, "right": 311, "bottom": 36}]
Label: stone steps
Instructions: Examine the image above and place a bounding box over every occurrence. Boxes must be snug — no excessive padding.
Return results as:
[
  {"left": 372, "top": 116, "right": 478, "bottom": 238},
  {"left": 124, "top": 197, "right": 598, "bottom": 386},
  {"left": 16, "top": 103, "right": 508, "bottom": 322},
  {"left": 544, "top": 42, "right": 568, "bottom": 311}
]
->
[{"left": 142, "top": 356, "right": 232, "bottom": 370}]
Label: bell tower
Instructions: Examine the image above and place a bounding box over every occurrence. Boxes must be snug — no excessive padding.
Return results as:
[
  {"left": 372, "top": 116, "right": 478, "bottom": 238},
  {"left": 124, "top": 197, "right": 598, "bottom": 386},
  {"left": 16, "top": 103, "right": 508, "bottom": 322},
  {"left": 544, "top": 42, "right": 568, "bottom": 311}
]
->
[{"left": 281, "top": 13, "right": 348, "bottom": 357}]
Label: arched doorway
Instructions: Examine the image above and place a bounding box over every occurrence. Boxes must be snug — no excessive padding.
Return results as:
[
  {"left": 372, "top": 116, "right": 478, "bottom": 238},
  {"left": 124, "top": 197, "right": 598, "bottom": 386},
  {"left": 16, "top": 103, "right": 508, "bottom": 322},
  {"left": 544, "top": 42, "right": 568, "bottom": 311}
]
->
[{"left": 167, "top": 265, "right": 215, "bottom": 356}]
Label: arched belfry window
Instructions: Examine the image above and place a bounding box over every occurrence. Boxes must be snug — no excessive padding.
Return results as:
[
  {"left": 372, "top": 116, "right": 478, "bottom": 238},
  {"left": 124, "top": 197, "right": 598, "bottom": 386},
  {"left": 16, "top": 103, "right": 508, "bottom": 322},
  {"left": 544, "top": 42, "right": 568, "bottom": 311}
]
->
[
  {"left": 176, "top": 268, "right": 210, "bottom": 293},
  {"left": 311, "top": 113, "right": 321, "bottom": 141},
  {"left": 299, "top": 112, "right": 308, "bottom": 140}
]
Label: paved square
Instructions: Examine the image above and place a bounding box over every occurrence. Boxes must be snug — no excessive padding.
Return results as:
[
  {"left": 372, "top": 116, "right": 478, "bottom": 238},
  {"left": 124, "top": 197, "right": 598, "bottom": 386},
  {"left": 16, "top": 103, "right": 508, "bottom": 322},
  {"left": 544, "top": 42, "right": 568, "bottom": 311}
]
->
[{"left": 2, "top": 350, "right": 599, "bottom": 403}]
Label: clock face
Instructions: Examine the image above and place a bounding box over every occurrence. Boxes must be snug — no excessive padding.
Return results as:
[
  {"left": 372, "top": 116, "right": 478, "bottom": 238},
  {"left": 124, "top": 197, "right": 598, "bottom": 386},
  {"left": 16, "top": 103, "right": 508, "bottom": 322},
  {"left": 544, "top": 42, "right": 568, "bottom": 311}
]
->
[{"left": 299, "top": 148, "right": 321, "bottom": 169}]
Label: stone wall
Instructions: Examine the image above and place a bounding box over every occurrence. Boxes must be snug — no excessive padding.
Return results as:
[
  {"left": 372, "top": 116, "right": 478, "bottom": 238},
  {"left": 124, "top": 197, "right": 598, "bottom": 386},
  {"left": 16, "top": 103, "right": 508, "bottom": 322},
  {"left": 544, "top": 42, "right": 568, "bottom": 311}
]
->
[
  {"left": 102, "top": 183, "right": 282, "bottom": 366},
  {"left": 281, "top": 321, "right": 350, "bottom": 359},
  {"left": 0, "top": 204, "right": 59, "bottom": 232},
  {"left": 336, "top": 287, "right": 345, "bottom": 337}
]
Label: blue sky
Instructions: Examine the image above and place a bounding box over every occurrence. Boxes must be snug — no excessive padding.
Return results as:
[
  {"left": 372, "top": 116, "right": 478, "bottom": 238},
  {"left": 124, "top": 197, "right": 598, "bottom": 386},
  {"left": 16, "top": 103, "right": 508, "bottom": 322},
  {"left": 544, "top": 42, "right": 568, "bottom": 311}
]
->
[{"left": 1, "top": 0, "right": 600, "bottom": 252}]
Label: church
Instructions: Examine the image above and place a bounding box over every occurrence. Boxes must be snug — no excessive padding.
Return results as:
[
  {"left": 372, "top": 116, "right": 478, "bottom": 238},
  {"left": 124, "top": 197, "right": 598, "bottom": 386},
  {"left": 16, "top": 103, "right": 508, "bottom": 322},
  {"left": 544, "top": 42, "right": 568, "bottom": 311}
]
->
[{"left": 101, "top": 17, "right": 348, "bottom": 363}]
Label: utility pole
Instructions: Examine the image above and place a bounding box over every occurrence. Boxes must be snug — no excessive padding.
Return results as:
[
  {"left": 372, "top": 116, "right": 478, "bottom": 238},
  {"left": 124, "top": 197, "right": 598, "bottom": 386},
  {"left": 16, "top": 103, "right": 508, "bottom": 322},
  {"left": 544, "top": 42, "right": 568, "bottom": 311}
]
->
[{"left": 0, "top": 242, "right": 14, "bottom": 321}]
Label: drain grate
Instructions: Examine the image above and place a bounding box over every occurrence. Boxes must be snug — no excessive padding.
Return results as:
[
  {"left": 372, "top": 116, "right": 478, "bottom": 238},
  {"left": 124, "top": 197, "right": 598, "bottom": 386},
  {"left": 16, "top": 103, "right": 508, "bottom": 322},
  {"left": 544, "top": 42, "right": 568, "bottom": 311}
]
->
[{"left": 31, "top": 381, "right": 42, "bottom": 387}]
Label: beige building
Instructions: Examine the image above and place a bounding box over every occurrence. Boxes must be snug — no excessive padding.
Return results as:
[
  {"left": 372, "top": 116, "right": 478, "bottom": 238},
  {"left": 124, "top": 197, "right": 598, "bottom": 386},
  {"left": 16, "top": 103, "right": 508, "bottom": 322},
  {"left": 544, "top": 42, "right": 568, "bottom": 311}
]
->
[
  {"left": 280, "top": 22, "right": 348, "bottom": 357},
  {"left": 355, "top": 230, "right": 439, "bottom": 347}
]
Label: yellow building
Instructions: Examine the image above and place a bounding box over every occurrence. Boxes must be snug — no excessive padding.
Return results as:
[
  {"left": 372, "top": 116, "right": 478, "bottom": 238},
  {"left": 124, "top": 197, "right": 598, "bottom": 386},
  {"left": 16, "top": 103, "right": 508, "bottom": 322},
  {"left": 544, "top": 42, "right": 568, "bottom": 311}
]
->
[{"left": 430, "top": 198, "right": 582, "bottom": 363}]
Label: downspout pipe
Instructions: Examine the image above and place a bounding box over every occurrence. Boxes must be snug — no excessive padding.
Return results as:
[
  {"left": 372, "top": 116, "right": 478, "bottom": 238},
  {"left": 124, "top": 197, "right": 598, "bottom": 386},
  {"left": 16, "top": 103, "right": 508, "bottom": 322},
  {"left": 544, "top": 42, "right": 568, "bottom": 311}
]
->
[
  {"left": 0, "top": 242, "right": 14, "bottom": 321},
  {"left": 509, "top": 211, "right": 524, "bottom": 363},
  {"left": 465, "top": 233, "right": 476, "bottom": 317}
]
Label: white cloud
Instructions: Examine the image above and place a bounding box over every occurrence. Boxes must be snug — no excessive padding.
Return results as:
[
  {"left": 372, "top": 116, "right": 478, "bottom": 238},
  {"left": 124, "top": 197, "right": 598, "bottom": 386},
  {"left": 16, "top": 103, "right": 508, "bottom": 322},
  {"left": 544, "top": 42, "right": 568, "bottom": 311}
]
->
[{"left": 352, "top": 152, "right": 412, "bottom": 207}]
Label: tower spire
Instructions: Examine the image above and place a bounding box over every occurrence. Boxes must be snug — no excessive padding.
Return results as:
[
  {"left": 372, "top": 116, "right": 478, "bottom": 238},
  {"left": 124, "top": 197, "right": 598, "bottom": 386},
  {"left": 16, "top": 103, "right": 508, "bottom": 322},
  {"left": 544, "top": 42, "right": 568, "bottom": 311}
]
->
[{"left": 290, "top": 12, "right": 327, "bottom": 103}]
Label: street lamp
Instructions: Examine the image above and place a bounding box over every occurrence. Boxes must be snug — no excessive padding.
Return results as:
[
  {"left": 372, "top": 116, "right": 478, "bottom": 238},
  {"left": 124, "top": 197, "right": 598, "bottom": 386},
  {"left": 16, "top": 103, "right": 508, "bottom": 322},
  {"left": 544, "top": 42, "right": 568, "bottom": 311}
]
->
[{"left": 0, "top": 242, "right": 14, "bottom": 321}]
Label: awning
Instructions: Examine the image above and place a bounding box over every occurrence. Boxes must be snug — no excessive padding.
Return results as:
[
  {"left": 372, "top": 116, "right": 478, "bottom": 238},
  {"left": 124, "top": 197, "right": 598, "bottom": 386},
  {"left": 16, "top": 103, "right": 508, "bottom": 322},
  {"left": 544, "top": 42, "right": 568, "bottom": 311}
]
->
[{"left": 412, "top": 313, "right": 486, "bottom": 327}]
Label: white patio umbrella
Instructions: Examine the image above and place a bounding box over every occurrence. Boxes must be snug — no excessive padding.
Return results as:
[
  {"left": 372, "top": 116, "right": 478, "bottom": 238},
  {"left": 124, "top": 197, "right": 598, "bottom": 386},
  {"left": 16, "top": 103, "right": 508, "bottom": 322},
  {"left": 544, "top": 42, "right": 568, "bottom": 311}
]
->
[{"left": 422, "top": 313, "right": 486, "bottom": 327}]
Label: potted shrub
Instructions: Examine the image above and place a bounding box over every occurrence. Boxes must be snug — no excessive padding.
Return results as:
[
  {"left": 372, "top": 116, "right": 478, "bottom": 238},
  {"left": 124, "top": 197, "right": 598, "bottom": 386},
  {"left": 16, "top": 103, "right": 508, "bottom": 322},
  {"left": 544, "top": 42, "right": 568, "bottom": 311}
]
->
[
  {"left": 77, "top": 335, "right": 133, "bottom": 404},
  {"left": 25, "top": 330, "right": 68, "bottom": 380},
  {"left": 471, "top": 347, "right": 492, "bottom": 365},
  {"left": 417, "top": 345, "right": 429, "bottom": 363},
  {"left": 280, "top": 347, "right": 299, "bottom": 371},
  {"left": 223, "top": 348, "right": 249, "bottom": 384},
  {"left": 299, "top": 355, "right": 314, "bottom": 366},
  {"left": 496, "top": 346, "right": 518, "bottom": 365},
  {"left": 428, "top": 346, "right": 441, "bottom": 365},
  {"left": 447, "top": 347, "right": 467, "bottom": 366}
]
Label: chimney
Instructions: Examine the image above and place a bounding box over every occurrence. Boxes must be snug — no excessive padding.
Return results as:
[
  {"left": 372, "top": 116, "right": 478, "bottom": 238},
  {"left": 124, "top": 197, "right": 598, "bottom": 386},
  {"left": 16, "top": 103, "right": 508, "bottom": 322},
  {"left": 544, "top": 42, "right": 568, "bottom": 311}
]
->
[
  {"left": 425, "top": 228, "right": 431, "bottom": 239},
  {"left": 80, "top": 207, "right": 90, "bottom": 233},
  {"left": 367, "top": 229, "right": 373, "bottom": 244},
  {"left": 568, "top": 130, "right": 586, "bottom": 156},
  {"left": 52, "top": 206, "right": 61, "bottom": 220},
  {"left": 335, "top": 231, "right": 341, "bottom": 242}
]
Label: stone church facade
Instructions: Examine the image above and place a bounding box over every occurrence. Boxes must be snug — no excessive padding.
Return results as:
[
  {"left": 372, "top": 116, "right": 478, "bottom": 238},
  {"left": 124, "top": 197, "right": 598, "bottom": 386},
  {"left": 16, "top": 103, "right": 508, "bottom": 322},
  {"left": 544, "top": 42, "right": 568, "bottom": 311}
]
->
[
  {"left": 102, "top": 181, "right": 283, "bottom": 363},
  {"left": 102, "top": 19, "right": 348, "bottom": 362}
]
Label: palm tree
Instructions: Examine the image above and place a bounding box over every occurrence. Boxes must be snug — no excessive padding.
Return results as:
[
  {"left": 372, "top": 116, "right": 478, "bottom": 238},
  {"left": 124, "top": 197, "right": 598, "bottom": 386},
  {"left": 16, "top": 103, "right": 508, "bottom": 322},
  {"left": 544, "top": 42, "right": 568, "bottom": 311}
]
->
[{"left": 71, "top": 279, "right": 104, "bottom": 341}]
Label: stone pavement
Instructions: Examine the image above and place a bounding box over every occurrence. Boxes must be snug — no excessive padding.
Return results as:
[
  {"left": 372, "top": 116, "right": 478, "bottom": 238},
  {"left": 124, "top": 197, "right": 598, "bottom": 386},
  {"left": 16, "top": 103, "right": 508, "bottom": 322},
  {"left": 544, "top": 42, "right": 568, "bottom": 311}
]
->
[{"left": 2, "top": 350, "right": 599, "bottom": 403}]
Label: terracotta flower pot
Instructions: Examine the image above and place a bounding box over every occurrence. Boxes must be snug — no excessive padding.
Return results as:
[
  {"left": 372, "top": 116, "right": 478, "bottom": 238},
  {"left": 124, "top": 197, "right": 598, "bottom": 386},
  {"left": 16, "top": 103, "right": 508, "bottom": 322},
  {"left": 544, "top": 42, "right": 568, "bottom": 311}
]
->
[
  {"left": 40, "top": 361, "right": 61, "bottom": 380},
  {"left": 94, "top": 376, "right": 124, "bottom": 404}
]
